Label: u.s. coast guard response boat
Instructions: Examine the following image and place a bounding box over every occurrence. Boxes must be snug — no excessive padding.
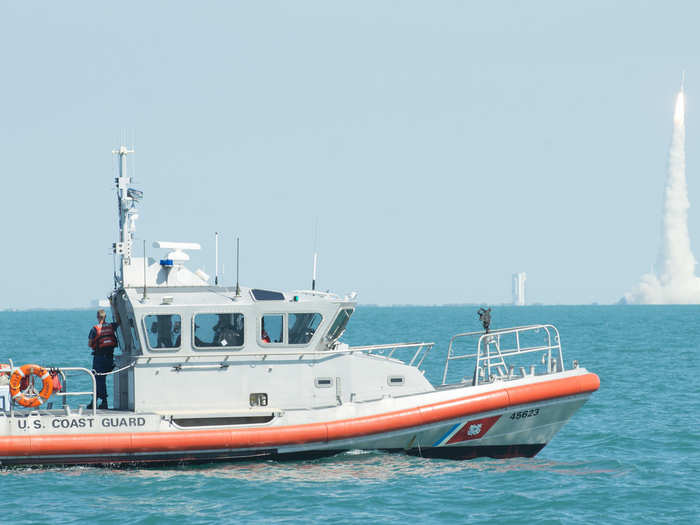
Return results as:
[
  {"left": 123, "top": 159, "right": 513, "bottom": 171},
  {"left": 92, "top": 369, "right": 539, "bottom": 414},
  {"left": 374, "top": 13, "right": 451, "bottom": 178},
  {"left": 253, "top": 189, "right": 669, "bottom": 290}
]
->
[{"left": 0, "top": 148, "right": 599, "bottom": 466}]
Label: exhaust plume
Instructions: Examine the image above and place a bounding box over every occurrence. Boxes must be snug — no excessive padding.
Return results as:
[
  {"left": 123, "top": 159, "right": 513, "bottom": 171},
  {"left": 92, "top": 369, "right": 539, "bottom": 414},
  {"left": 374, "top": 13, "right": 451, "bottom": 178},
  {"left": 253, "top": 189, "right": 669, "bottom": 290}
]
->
[{"left": 624, "top": 80, "right": 700, "bottom": 304}]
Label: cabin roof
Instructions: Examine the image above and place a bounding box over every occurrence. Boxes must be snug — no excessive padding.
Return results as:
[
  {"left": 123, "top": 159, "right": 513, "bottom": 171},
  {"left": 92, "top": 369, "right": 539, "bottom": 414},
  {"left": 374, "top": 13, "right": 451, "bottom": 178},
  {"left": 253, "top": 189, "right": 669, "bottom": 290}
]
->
[{"left": 123, "top": 286, "right": 353, "bottom": 309}]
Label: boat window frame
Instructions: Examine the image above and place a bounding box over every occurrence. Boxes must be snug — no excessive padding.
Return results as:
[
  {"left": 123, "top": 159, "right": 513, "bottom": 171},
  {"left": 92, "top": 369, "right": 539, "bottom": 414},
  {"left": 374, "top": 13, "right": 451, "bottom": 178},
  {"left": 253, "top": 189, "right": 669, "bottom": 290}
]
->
[
  {"left": 257, "top": 312, "right": 324, "bottom": 347},
  {"left": 258, "top": 313, "right": 286, "bottom": 346},
  {"left": 326, "top": 307, "right": 354, "bottom": 344},
  {"left": 141, "top": 312, "right": 184, "bottom": 352},
  {"left": 112, "top": 295, "right": 142, "bottom": 355},
  {"left": 191, "top": 312, "right": 246, "bottom": 351},
  {"left": 128, "top": 316, "right": 142, "bottom": 354},
  {"left": 287, "top": 312, "right": 324, "bottom": 346}
]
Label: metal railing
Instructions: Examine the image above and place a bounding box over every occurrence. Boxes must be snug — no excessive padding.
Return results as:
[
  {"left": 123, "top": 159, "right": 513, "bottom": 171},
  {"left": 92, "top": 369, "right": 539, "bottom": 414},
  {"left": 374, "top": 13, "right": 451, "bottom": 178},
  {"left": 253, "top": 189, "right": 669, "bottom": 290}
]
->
[
  {"left": 350, "top": 342, "right": 435, "bottom": 369},
  {"left": 5, "top": 360, "right": 98, "bottom": 416},
  {"left": 441, "top": 324, "right": 564, "bottom": 386},
  {"left": 51, "top": 367, "right": 98, "bottom": 416}
]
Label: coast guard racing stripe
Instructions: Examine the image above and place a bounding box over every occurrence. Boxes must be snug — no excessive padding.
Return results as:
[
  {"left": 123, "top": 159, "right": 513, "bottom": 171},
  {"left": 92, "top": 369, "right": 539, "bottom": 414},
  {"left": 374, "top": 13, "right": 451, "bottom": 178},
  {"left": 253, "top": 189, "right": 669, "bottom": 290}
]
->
[{"left": 433, "top": 415, "right": 501, "bottom": 446}]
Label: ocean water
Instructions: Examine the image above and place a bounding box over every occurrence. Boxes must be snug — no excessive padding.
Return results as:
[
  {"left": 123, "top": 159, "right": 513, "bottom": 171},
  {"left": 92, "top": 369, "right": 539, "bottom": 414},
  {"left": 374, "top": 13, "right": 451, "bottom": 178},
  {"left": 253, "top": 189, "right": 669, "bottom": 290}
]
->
[{"left": 0, "top": 305, "right": 698, "bottom": 524}]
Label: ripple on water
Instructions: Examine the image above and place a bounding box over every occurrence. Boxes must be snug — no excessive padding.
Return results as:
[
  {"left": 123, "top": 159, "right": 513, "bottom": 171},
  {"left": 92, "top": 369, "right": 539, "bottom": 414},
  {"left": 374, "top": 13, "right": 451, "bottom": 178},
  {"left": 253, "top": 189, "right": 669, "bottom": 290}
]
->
[{"left": 1, "top": 306, "right": 699, "bottom": 524}]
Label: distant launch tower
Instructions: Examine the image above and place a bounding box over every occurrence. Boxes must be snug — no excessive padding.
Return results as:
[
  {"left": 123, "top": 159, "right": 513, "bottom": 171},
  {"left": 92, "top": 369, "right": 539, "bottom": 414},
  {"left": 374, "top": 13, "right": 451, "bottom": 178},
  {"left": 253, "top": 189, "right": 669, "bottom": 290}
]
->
[{"left": 512, "top": 272, "right": 526, "bottom": 306}]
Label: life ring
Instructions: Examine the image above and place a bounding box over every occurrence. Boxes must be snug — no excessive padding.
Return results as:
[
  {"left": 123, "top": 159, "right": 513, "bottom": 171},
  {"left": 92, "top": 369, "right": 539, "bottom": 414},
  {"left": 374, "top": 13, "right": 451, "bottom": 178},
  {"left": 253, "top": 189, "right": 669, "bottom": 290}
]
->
[{"left": 9, "top": 364, "right": 54, "bottom": 408}]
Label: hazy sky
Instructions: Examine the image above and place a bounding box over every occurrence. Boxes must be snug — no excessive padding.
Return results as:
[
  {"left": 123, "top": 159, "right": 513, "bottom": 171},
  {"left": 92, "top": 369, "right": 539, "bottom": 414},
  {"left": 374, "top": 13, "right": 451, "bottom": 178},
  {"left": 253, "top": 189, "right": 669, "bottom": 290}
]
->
[{"left": 2, "top": 1, "right": 699, "bottom": 308}]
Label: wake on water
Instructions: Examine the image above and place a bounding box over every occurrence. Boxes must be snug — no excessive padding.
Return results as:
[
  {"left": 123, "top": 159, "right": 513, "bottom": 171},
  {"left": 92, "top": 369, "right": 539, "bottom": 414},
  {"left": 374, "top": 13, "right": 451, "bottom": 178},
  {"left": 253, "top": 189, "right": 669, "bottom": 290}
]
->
[{"left": 624, "top": 83, "right": 700, "bottom": 304}]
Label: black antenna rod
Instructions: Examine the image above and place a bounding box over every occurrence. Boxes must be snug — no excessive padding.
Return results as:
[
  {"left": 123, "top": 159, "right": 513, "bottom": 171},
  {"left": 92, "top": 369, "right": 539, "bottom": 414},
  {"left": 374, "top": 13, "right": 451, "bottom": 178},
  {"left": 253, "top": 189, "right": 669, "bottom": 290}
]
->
[
  {"left": 235, "top": 237, "right": 241, "bottom": 296},
  {"left": 141, "top": 239, "right": 148, "bottom": 302},
  {"left": 312, "top": 218, "right": 319, "bottom": 291},
  {"left": 214, "top": 231, "right": 219, "bottom": 285}
]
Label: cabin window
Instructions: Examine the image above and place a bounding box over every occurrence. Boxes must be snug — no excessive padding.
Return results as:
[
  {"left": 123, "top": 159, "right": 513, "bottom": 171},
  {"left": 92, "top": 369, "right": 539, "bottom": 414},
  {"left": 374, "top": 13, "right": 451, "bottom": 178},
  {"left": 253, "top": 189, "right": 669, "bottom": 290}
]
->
[
  {"left": 326, "top": 308, "right": 353, "bottom": 342},
  {"left": 193, "top": 313, "right": 244, "bottom": 348},
  {"left": 251, "top": 289, "right": 285, "bottom": 301},
  {"left": 144, "top": 314, "right": 181, "bottom": 349},
  {"left": 261, "top": 315, "right": 283, "bottom": 344},
  {"left": 288, "top": 313, "right": 322, "bottom": 345}
]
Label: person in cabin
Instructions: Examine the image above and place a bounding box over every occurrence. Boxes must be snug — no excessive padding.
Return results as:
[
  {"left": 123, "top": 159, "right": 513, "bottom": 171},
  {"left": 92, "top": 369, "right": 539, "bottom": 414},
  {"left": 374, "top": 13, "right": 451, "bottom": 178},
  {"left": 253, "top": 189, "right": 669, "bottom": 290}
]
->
[
  {"left": 213, "top": 314, "right": 243, "bottom": 346},
  {"left": 154, "top": 315, "right": 175, "bottom": 348},
  {"left": 261, "top": 318, "right": 271, "bottom": 343},
  {"left": 88, "top": 309, "right": 119, "bottom": 409}
]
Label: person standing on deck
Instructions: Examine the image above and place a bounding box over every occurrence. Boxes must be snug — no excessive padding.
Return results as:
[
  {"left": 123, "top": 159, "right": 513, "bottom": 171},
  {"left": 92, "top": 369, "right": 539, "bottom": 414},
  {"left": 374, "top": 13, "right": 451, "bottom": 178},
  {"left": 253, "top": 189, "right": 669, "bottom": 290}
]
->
[{"left": 88, "top": 309, "right": 119, "bottom": 409}]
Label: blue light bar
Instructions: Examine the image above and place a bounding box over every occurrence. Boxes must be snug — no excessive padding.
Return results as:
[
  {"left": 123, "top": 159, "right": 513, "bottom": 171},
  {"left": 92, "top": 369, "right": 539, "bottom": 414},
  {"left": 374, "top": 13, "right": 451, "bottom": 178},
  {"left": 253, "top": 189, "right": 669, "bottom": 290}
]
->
[{"left": 160, "top": 259, "right": 174, "bottom": 267}]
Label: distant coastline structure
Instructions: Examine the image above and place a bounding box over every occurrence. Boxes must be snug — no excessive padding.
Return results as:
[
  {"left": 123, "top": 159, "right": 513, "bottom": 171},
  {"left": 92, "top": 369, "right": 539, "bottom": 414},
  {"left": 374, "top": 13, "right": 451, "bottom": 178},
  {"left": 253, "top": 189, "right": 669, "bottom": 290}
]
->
[{"left": 512, "top": 272, "right": 526, "bottom": 306}]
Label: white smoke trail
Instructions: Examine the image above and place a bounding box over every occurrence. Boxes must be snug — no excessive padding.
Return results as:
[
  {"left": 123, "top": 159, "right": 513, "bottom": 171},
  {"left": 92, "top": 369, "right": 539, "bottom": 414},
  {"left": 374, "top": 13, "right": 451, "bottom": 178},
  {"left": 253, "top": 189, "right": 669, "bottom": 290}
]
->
[{"left": 625, "top": 84, "right": 700, "bottom": 304}]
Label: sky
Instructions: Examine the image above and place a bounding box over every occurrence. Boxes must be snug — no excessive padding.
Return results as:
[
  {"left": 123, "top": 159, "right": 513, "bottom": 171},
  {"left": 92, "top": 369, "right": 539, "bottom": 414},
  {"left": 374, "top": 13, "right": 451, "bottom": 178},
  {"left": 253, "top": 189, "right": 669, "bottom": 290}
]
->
[{"left": 1, "top": 1, "right": 700, "bottom": 308}]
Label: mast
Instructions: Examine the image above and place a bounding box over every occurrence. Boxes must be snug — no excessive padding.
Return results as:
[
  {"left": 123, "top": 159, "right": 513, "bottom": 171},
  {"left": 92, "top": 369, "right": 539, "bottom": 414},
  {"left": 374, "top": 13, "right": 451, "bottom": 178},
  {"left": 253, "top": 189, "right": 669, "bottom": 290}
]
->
[{"left": 112, "top": 145, "right": 141, "bottom": 289}]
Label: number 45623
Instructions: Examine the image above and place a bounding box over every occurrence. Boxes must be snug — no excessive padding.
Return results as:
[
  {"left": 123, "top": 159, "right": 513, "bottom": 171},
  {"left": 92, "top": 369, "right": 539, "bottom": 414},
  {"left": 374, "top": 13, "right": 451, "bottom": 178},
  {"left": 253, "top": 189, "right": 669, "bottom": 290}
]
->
[{"left": 510, "top": 408, "right": 539, "bottom": 420}]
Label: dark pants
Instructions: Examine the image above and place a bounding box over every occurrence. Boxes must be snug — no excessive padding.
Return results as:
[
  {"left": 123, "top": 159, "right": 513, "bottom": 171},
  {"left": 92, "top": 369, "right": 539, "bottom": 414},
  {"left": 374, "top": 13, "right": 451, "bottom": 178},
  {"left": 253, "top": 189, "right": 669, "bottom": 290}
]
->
[{"left": 92, "top": 353, "right": 114, "bottom": 400}]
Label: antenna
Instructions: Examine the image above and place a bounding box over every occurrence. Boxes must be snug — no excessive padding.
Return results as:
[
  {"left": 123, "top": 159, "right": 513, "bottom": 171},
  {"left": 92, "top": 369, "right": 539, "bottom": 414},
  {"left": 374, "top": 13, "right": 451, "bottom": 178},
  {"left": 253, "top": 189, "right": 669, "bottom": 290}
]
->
[
  {"left": 235, "top": 237, "right": 241, "bottom": 296},
  {"left": 215, "top": 232, "right": 219, "bottom": 285},
  {"left": 140, "top": 239, "right": 148, "bottom": 302},
  {"left": 312, "top": 218, "right": 319, "bottom": 291}
]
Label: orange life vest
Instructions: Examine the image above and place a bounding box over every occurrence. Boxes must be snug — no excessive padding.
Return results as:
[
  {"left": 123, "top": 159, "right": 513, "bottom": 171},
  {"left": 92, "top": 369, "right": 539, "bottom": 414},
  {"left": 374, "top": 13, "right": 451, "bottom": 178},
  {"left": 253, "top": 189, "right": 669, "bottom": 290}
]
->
[{"left": 91, "top": 323, "right": 117, "bottom": 350}]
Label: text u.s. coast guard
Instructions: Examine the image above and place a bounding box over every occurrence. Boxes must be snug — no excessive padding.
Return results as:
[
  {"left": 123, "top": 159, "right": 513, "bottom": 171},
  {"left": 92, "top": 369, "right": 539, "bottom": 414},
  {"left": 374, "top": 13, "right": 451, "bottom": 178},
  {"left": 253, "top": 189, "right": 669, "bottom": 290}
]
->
[{"left": 16, "top": 417, "right": 147, "bottom": 430}]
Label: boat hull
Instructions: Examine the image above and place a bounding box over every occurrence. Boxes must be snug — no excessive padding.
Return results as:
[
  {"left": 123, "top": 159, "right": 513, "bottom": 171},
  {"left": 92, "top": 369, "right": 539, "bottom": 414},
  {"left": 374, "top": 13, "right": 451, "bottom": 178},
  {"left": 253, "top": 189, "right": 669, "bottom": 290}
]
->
[{"left": 0, "top": 372, "right": 599, "bottom": 466}]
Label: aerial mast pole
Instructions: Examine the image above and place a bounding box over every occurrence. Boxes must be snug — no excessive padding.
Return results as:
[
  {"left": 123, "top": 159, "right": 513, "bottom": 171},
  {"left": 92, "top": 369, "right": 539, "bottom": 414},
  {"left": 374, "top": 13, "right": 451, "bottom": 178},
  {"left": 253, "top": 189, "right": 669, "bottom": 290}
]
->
[
  {"left": 215, "top": 232, "right": 219, "bottom": 285},
  {"left": 311, "top": 218, "right": 319, "bottom": 291},
  {"left": 112, "top": 145, "right": 139, "bottom": 289}
]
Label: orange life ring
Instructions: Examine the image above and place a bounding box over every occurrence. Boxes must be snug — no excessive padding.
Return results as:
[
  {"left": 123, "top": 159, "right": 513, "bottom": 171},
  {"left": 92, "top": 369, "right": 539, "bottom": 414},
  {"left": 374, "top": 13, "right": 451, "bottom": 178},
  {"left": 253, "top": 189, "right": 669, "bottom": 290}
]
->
[{"left": 9, "top": 364, "right": 54, "bottom": 408}]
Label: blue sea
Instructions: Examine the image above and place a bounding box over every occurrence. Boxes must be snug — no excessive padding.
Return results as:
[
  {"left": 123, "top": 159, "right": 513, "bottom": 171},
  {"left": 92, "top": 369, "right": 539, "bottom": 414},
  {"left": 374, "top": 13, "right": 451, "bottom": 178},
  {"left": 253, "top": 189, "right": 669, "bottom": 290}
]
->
[{"left": 1, "top": 306, "right": 698, "bottom": 524}]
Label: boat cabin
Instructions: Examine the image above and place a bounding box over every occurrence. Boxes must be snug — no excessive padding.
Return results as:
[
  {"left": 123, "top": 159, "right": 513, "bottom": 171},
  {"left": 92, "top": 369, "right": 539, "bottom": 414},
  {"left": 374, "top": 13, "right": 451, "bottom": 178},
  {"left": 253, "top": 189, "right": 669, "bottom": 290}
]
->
[{"left": 108, "top": 249, "right": 433, "bottom": 416}]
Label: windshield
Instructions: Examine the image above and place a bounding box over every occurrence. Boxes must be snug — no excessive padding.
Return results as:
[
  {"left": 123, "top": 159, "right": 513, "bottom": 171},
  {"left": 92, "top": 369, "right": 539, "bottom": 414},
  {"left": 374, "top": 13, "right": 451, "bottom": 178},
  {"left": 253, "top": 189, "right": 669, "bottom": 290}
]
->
[
  {"left": 326, "top": 308, "right": 353, "bottom": 343},
  {"left": 288, "top": 313, "right": 322, "bottom": 345}
]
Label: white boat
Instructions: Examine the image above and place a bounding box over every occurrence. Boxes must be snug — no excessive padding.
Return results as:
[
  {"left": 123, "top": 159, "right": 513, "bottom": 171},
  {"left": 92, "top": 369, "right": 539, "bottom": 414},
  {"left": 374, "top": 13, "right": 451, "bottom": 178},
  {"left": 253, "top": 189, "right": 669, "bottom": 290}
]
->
[{"left": 0, "top": 148, "right": 599, "bottom": 466}]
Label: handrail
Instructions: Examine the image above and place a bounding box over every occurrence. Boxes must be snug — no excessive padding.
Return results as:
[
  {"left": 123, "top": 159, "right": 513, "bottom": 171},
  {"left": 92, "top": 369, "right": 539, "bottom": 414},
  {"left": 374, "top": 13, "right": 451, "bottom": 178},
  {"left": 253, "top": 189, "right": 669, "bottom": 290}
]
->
[
  {"left": 352, "top": 342, "right": 435, "bottom": 369},
  {"left": 129, "top": 341, "right": 435, "bottom": 370},
  {"left": 132, "top": 342, "right": 434, "bottom": 360},
  {"left": 8, "top": 365, "right": 97, "bottom": 417},
  {"left": 48, "top": 367, "right": 98, "bottom": 416},
  {"left": 442, "top": 324, "right": 564, "bottom": 386}
]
